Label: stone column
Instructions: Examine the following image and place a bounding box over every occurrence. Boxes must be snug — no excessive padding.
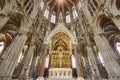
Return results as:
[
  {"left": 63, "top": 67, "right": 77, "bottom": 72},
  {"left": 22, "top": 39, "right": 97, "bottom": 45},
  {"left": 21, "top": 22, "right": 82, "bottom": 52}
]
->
[
  {"left": 20, "top": 44, "right": 35, "bottom": 79},
  {"left": 86, "top": 46, "right": 101, "bottom": 80},
  {"left": 20, "top": 28, "right": 36, "bottom": 79},
  {"left": 73, "top": 46, "right": 84, "bottom": 80},
  {"left": 37, "top": 45, "right": 48, "bottom": 80},
  {"left": 94, "top": 34, "right": 120, "bottom": 80},
  {"left": 0, "top": 34, "right": 27, "bottom": 80},
  {"left": 29, "top": 55, "right": 38, "bottom": 76}
]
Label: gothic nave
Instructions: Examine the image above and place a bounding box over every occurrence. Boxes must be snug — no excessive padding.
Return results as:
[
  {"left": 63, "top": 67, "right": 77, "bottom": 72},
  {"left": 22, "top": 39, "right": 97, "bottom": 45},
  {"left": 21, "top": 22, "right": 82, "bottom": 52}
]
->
[{"left": 0, "top": 0, "right": 120, "bottom": 80}]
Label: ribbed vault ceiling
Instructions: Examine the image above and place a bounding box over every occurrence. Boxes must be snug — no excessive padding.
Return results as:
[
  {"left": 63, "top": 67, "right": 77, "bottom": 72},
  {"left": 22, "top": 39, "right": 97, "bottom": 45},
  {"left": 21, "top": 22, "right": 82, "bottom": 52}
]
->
[{"left": 45, "top": 0, "right": 77, "bottom": 16}]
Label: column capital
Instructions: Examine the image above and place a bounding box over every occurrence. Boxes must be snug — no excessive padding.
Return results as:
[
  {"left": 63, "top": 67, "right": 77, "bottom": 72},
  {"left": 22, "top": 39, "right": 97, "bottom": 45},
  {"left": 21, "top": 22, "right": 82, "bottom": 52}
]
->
[
  {"left": 73, "top": 44, "right": 78, "bottom": 48},
  {"left": 17, "top": 29, "right": 29, "bottom": 36},
  {"left": 43, "top": 44, "right": 49, "bottom": 49},
  {"left": 29, "top": 43, "right": 35, "bottom": 47}
]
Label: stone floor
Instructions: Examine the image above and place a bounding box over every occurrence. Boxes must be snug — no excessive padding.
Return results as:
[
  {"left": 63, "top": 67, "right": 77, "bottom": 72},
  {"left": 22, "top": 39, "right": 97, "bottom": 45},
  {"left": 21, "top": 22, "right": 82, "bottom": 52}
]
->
[{"left": 48, "top": 78, "right": 74, "bottom": 80}]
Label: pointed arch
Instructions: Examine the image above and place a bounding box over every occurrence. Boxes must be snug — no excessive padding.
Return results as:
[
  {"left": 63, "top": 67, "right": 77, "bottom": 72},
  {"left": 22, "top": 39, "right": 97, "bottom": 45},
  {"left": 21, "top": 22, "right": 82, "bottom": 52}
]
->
[{"left": 44, "top": 23, "right": 77, "bottom": 44}]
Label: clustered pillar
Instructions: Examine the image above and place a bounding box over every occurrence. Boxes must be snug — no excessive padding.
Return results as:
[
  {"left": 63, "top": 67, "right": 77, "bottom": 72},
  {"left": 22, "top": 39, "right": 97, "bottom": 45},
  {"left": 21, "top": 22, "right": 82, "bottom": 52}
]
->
[
  {"left": 94, "top": 34, "right": 120, "bottom": 80},
  {"left": 20, "top": 32, "right": 36, "bottom": 80},
  {"left": 73, "top": 45, "right": 83, "bottom": 80},
  {"left": 37, "top": 45, "right": 48, "bottom": 80},
  {"left": 86, "top": 46, "right": 101, "bottom": 80},
  {"left": 0, "top": 34, "right": 27, "bottom": 80}
]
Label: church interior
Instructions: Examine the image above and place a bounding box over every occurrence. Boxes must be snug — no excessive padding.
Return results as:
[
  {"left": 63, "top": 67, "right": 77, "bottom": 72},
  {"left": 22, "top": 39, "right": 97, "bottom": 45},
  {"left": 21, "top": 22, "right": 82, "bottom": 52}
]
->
[{"left": 0, "top": 0, "right": 120, "bottom": 80}]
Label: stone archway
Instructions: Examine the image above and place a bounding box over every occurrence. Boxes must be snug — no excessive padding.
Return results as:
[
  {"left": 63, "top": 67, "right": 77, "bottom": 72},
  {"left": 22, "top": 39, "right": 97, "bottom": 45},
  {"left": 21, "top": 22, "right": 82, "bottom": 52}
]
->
[{"left": 44, "top": 23, "right": 78, "bottom": 45}]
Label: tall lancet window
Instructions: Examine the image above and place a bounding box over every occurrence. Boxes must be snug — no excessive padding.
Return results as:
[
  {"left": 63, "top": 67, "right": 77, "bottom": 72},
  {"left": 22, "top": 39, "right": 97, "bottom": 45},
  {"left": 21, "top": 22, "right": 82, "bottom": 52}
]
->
[
  {"left": 72, "top": 7, "right": 78, "bottom": 19},
  {"left": 66, "top": 12, "right": 71, "bottom": 23},
  {"left": 115, "top": 42, "right": 120, "bottom": 55},
  {"left": 51, "top": 11, "right": 56, "bottom": 23},
  {"left": 0, "top": 41, "right": 5, "bottom": 53},
  {"left": 40, "top": 0, "right": 44, "bottom": 10},
  {"left": 44, "top": 7, "right": 49, "bottom": 19},
  {"left": 72, "top": 55, "right": 76, "bottom": 68},
  {"left": 98, "top": 52, "right": 104, "bottom": 66},
  {"left": 17, "top": 45, "right": 28, "bottom": 64},
  {"left": 78, "top": 1, "right": 81, "bottom": 10},
  {"left": 45, "top": 55, "right": 49, "bottom": 68}
]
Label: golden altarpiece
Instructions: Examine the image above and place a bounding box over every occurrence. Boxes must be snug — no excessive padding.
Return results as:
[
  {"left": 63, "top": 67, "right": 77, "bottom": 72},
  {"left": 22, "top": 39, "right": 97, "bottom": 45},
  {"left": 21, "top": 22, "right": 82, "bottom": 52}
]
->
[
  {"left": 48, "top": 32, "right": 73, "bottom": 80},
  {"left": 50, "top": 32, "right": 71, "bottom": 68}
]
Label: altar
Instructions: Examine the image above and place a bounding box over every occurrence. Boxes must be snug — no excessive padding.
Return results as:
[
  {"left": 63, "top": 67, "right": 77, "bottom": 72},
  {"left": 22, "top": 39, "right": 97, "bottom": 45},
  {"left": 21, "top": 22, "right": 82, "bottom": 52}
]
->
[{"left": 48, "top": 68, "right": 73, "bottom": 80}]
